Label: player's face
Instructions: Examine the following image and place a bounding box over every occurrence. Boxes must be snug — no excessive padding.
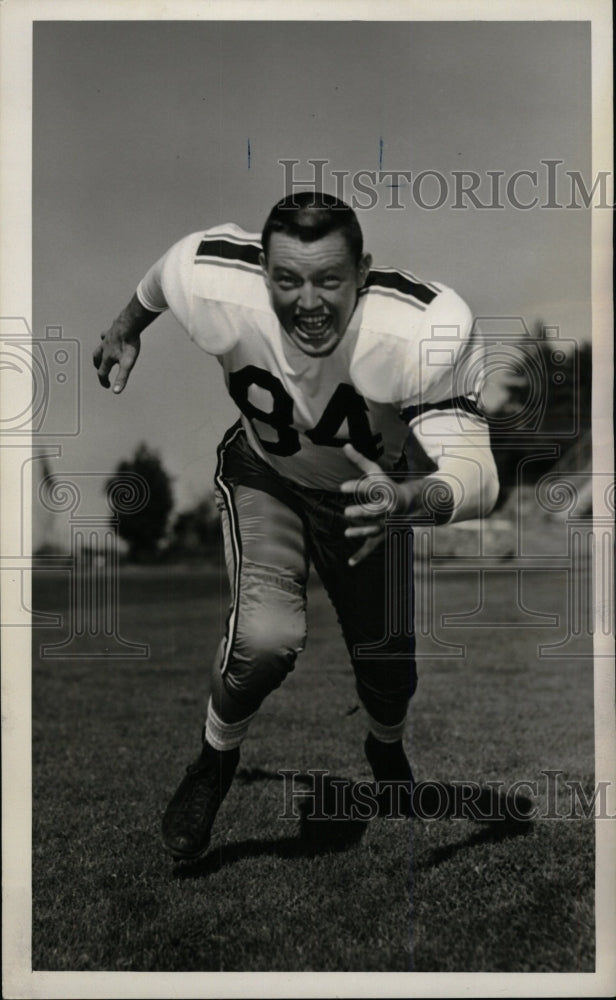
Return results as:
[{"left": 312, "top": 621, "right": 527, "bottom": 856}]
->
[{"left": 260, "top": 232, "right": 371, "bottom": 357}]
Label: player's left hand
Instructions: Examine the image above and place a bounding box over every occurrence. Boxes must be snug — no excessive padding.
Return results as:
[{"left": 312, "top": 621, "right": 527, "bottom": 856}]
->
[{"left": 340, "top": 443, "right": 417, "bottom": 567}]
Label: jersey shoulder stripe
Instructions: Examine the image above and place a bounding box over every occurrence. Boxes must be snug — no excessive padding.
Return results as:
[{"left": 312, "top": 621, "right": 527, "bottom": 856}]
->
[
  {"left": 401, "top": 395, "right": 483, "bottom": 424},
  {"left": 362, "top": 267, "right": 438, "bottom": 306},
  {"left": 196, "top": 236, "right": 261, "bottom": 269}
]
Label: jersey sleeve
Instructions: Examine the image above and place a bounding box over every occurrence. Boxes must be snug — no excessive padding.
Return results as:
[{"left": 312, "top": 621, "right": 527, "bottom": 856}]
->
[
  {"left": 410, "top": 407, "right": 499, "bottom": 522},
  {"left": 135, "top": 259, "right": 168, "bottom": 313},
  {"left": 135, "top": 232, "right": 203, "bottom": 325},
  {"left": 350, "top": 278, "right": 497, "bottom": 521},
  {"left": 397, "top": 287, "right": 480, "bottom": 413},
  {"left": 402, "top": 293, "right": 497, "bottom": 521},
  {"left": 135, "top": 224, "right": 265, "bottom": 355}
]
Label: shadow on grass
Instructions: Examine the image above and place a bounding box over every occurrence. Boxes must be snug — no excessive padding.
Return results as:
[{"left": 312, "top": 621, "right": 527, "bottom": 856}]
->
[
  {"left": 173, "top": 772, "right": 369, "bottom": 880},
  {"left": 412, "top": 781, "right": 534, "bottom": 869},
  {"left": 172, "top": 771, "right": 533, "bottom": 879},
  {"left": 416, "top": 817, "right": 533, "bottom": 872}
]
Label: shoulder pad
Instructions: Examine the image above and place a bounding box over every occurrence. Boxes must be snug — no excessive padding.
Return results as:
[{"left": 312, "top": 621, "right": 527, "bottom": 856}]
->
[
  {"left": 350, "top": 280, "right": 472, "bottom": 405},
  {"left": 189, "top": 223, "right": 270, "bottom": 353}
]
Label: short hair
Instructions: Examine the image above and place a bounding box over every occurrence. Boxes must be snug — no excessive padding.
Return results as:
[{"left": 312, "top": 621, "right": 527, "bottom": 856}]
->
[{"left": 261, "top": 191, "right": 364, "bottom": 263}]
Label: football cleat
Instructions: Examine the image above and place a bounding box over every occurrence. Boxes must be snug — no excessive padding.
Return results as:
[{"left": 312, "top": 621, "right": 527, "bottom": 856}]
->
[
  {"left": 364, "top": 732, "right": 414, "bottom": 818},
  {"left": 161, "top": 741, "right": 239, "bottom": 862}
]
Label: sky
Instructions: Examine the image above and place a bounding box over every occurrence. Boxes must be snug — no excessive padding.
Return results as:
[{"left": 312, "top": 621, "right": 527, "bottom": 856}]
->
[{"left": 31, "top": 18, "right": 594, "bottom": 529}]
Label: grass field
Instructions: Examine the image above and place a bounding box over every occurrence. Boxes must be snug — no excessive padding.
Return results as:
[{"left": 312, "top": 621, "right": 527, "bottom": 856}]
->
[{"left": 32, "top": 548, "right": 595, "bottom": 972}]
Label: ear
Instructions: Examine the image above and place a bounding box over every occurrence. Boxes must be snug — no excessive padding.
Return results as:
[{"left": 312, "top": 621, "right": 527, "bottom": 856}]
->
[
  {"left": 259, "top": 250, "right": 272, "bottom": 291},
  {"left": 357, "top": 253, "right": 372, "bottom": 287}
]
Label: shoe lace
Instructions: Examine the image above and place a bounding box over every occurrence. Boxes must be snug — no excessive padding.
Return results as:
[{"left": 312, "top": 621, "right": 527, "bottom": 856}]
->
[{"left": 173, "top": 760, "right": 225, "bottom": 832}]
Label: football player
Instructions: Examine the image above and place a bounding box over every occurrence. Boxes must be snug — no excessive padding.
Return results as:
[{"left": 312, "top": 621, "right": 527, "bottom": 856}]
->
[{"left": 94, "top": 192, "right": 499, "bottom": 862}]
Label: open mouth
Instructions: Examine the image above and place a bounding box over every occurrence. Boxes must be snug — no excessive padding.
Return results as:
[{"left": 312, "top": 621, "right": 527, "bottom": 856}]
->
[{"left": 294, "top": 314, "right": 333, "bottom": 341}]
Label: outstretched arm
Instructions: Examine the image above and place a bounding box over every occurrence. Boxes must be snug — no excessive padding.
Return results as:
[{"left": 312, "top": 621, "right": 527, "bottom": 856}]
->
[
  {"left": 341, "top": 408, "right": 499, "bottom": 566},
  {"left": 93, "top": 293, "right": 161, "bottom": 394}
]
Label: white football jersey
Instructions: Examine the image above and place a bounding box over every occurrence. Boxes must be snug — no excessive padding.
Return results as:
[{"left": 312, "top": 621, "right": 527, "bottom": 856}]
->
[{"left": 137, "top": 224, "right": 484, "bottom": 491}]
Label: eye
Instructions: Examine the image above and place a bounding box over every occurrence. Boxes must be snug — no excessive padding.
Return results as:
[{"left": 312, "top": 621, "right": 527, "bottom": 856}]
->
[
  {"left": 275, "top": 274, "right": 298, "bottom": 290},
  {"left": 321, "top": 275, "right": 341, "bottom": 289}
]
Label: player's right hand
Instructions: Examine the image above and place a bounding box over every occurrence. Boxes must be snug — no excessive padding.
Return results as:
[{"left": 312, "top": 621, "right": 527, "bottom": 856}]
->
[{"left": 93, "top": 325, "right": 141, "bottom": 394}]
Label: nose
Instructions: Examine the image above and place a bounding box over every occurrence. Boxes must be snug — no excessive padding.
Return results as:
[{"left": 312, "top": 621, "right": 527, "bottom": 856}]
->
[{"left": 297, "top": 283, "right": 320, "bottom": 311}]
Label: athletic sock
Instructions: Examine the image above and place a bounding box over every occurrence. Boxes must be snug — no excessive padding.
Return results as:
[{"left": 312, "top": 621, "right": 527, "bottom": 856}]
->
[
  {"left": 365, "top": 712, "right": 406, "bottom": 744},
  {"left": 204, "top": 697, "right": 257, "bottom": 751},
  {"left": 365, "top": 730, "right": 413, "bottom": 785}
]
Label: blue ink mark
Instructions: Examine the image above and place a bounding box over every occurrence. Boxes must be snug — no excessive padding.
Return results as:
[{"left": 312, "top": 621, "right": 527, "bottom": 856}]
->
[
  {"left": 247, "top": 138, "right": 251, "bottom": 169},
  {"left": 379, "top": 136, "right": 384, "bottom": 171}
]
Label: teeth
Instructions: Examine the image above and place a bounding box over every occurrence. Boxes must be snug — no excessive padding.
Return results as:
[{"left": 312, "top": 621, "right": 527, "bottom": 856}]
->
[{"left": 296, "top": 315, "right": 330, "bottom": 336}]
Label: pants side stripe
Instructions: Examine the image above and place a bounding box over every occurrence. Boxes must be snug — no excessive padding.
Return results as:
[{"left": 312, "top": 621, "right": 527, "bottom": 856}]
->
[{"left": 214, "top": 423, "right": 245, "bottom": 676}]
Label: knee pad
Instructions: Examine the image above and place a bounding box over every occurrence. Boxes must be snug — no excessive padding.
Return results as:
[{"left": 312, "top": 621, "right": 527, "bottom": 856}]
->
[{"left": 220, "top": 560, "right": 307, "bottom": 705}]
